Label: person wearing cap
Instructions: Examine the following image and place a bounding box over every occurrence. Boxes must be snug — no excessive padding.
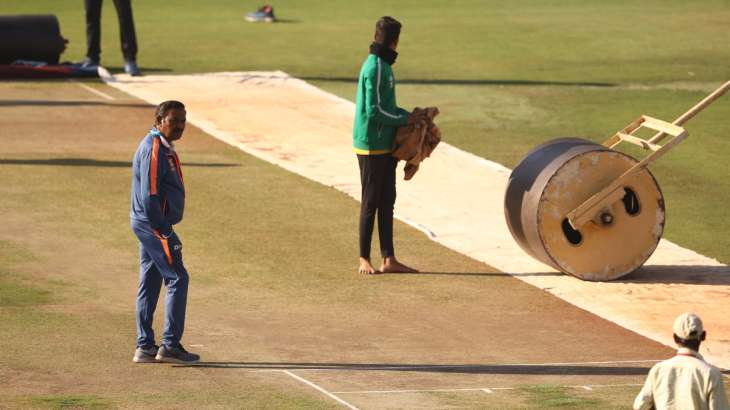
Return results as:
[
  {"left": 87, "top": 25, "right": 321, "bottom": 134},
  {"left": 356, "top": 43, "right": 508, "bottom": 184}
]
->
[{"left": 634, "top": 313, "right": 729, "bottom": 410}]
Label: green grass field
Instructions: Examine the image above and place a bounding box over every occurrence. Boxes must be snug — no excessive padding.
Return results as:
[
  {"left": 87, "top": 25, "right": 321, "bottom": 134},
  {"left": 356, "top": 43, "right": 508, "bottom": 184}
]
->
[
  {"left": 2, "top": 1, "right": 730, "bottom": 409},
  {"left": 4, "top": 0, "right": 729, "bottom": 83}
]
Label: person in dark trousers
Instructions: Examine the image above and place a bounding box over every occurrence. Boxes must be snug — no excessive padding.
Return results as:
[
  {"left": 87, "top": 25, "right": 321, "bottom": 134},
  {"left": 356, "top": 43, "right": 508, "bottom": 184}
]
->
[
  {"left": 353, "top": 16, "right": 422, "bottom": 275},
  {"left": 81, "top": 0, "right": 141, "bottom": 76},
  {"left": 130, "top": 101, "right": 199, "bottom": 364}
]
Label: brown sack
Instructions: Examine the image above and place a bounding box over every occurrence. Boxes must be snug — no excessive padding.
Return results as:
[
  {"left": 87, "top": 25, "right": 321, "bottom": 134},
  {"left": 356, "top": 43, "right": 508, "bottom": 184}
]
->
[{"left": 393, "top": 107, "right": 441, "bottom": 180}]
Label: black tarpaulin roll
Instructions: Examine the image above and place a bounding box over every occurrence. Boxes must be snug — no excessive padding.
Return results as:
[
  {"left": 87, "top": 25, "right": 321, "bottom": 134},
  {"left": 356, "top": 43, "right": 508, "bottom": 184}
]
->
[{"left": 0, "top": 15, "right": 67, "bottom": 64}]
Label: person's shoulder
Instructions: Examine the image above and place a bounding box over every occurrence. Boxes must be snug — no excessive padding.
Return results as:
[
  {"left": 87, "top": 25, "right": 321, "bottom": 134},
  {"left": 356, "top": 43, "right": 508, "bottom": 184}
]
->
[
  {"left": 648, "top": 358, "right": 669, "bottom": 371},
  {"left": 648, "top": 356, "right": 679, "bottom": 374},
  {"left": 700, "top": 359, "right": 723, "bottom": 376},
  {"left": 147, "top": 131, "right": 167, "bottom": 146},
  {"left": 688, "top": 353, "right": 717, "bottom": 371},
  {"left": 137, "top": 132, "right": 161, "bottom": 152},
  {"left": 670, "top": 354, "right": 719, "bottom": 375},
  {"left": 692, "top": 359, "right": 725, "bottom": 384},
  {"left": 361, "top": 55, "right": 378, "bottom": 74}
]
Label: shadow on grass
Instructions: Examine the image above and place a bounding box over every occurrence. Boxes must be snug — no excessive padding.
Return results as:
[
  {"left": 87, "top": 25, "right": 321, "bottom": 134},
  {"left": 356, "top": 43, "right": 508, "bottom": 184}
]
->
[
  {"left": 0, "top": 99, "right": 150, "bottom": 107},
  {"left": 0, "top": 158, "right": 240, "bottom": 168},
  {"left": 179, "top": 362, "right": 653, "bottom": 376},
  {"left": 390, "top": 265, "right": 730, "bottom": 284},
  {"left": 300, "top": 76, "right": 617, "bottom": 87},
  {"left": 376, "top": 265, "right": 730, "bottom": 286},
  {"left": 618, "top": 265, "right": 730, "bottom": 285},
  {"left": 105, "top": 66, "right": 173, "bottom": 74},
  {"left": 381, "top": 271, "right": 562, "bottom": 277}
]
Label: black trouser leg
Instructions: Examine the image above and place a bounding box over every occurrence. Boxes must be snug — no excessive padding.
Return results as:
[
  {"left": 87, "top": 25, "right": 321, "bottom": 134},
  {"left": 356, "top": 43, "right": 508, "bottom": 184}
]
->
[
  {"left": 358, "top": 154, "right": 379, "bottom": 260},
  {"left": 358, "top": 154, "right": 397, "bottom": 260},
  {"left": 85, "top": 0, "right": 103, "bottom": 61},
  {"left": 112, "top": 0, "right": 138, "bottom": 61},
  {"left": 377, "top": 156, "right": 397, "bottom": 258}
]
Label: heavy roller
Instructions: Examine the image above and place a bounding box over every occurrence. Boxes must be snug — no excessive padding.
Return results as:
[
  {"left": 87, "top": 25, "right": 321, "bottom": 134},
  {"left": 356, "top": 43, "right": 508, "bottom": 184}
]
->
[{"left": 505, "top": 81, "right": 730, "bottom": 281}]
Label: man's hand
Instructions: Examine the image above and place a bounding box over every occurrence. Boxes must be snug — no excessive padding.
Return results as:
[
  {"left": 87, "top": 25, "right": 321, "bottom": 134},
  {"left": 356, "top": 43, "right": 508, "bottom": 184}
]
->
[
  {"left": 155, "top": 225, "right": 174, "bottom": 239},
  {"left": 161, "top": 226, "right": 174, "bottom": 239}
]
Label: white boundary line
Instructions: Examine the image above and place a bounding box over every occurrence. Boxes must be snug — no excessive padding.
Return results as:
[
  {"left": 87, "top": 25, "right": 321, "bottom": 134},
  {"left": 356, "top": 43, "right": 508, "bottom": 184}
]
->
[
  {"left": 282, "top": 370, "right": 361, "bottom": 410},
  {"left": 69, "top": 79, "right": 115, "bottom": 100},
  {"left": 332, "top": 383, "right": 645, "bottom": 395}
]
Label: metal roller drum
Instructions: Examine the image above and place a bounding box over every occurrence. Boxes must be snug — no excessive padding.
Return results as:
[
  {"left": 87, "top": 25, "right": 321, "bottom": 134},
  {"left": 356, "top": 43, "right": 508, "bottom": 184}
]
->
[{"left": 504, "top": 138, "right": 664, "bottom": 281}]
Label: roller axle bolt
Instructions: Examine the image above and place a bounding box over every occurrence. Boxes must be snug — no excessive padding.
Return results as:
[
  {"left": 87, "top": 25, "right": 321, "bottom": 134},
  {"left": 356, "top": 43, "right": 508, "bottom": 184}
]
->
[{"left": 600, "top": 212, "right": 614, "bottom": 226}]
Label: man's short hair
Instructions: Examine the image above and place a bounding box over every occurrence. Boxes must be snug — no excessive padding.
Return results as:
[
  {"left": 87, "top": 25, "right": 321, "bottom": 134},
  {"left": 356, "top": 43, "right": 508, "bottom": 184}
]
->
[
  {"left": 155, "top": 100, "right": 185, "bottom": 123},
  {"left": 374, "top": 16, "right": 401, "bottom": 47}
]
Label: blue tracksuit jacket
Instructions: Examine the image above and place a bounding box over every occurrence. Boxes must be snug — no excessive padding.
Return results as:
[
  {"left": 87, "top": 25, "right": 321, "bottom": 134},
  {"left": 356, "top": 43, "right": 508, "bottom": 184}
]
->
[{"left": 130, "top": 128, "right": 185, "bottom": 236}]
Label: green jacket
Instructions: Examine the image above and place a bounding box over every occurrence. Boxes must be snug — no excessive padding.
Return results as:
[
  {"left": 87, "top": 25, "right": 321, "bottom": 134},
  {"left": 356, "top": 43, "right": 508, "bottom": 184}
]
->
[{"left": 353, "top": 53, "right": 409, "bottom": 154}]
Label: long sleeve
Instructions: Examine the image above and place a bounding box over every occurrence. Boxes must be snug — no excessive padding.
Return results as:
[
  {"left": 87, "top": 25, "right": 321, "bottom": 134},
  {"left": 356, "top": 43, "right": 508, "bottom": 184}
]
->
[
  {"left": 363, "top": 62, "right": 408, "bottom": 127},
  {"left": 708, "top": 369, "right": 730, "bottom": 410},
  {"left": 633, "top": 369, "right": 656, "bottom": 410},
  {"left": 138, "top": 138, "right": 171, "bottom": 235}
]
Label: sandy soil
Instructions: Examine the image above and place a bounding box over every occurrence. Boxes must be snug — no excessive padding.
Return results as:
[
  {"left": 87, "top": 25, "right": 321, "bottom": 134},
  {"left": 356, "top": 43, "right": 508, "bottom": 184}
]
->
[{"left": 103, "top": 71, "right": 730, "bottom": 370}]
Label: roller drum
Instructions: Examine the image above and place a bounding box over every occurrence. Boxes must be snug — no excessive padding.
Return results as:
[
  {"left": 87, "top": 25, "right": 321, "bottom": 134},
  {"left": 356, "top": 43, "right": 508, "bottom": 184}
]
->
[{"left": 504, "top": 138, "right": 665, "bottom": 281}]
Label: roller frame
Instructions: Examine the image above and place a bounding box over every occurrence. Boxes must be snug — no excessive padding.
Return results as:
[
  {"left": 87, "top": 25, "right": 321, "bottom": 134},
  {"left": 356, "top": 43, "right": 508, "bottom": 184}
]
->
[{"left": 567, "top": 80, "right": 730, "bottom": 230}]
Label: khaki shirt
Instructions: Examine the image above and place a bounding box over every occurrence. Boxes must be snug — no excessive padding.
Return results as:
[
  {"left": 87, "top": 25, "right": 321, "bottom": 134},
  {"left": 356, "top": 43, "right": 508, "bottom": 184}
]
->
[{"left": 634, "top": 348, "right": 729, "bottom": 410}]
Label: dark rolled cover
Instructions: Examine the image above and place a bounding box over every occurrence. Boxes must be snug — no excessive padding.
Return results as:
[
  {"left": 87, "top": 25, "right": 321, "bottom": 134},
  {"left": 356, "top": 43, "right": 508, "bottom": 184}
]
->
[{"left": 0, "top": 15, "right": 67, "bottom": 64}]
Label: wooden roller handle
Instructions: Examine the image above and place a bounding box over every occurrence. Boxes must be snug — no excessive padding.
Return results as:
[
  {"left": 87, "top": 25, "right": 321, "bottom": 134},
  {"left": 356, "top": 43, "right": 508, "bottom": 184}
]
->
[
  {"left": 569, "top": 80, "right": 730, "bottom": 229},
  {"left": 649, "top": 80, "right": 730, "bottom": 144}
]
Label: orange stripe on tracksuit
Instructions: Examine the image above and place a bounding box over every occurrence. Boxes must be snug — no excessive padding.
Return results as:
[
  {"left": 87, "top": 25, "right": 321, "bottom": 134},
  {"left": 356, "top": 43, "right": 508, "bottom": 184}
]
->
[
  {"left": 150, "top": 137, "right": 160, "bottom": 195},
  {"left": 172, "top": 153, "right": 184, "bottom": 186},
  {"left": 131, "top": 130, "right": 187, "bottom": 267},
  {"left": 154, "top": 229, "right": 174, "bottom": 265}
]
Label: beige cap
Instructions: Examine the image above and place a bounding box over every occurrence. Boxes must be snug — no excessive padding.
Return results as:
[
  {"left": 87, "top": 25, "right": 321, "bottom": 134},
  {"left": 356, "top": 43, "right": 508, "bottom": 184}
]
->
[{"left": 673, "top": 312, "right": 704, "bottom": 340}]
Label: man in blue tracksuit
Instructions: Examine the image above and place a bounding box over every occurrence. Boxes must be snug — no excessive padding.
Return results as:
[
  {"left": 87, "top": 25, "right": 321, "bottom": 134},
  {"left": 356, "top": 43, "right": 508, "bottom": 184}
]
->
[{"left": 130, "top": 100, "right": 199, "bottom": 364}]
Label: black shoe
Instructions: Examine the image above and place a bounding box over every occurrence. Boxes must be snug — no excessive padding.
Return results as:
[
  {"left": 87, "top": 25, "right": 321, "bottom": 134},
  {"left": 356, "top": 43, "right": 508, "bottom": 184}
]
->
[
  {"left": 132, "top": 344, "right": 159, "bottom": 363},
  {"left": 78, "top": 57, "right": 100, "bottom": 68},
  {"left": 124, "top": 60, "right": 141, "bottom": 76},
  {"left": 155, "top": 344, "right": 200, "bottom": 364}
]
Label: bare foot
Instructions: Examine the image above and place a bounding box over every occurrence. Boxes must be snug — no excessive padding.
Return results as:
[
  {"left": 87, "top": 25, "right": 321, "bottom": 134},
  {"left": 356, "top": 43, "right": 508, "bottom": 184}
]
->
[
  {"left": 380, "top": 257, "right": 419, "bottom": 273},
  {"left": 358, "top": 258, "right": 378, "bottom": 275}
]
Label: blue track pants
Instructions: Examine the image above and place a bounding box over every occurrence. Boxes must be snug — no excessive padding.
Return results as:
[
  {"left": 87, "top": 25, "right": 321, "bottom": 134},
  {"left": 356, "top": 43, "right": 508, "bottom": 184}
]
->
[{"left": 131, "top": 219, "right": 188, "bottom": 348}]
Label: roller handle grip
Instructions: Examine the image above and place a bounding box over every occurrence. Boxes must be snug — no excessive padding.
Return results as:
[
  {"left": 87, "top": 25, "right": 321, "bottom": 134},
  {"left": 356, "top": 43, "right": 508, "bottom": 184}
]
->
[{"left": 649, "top": 80, "right": 730, "bottom": 144}]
